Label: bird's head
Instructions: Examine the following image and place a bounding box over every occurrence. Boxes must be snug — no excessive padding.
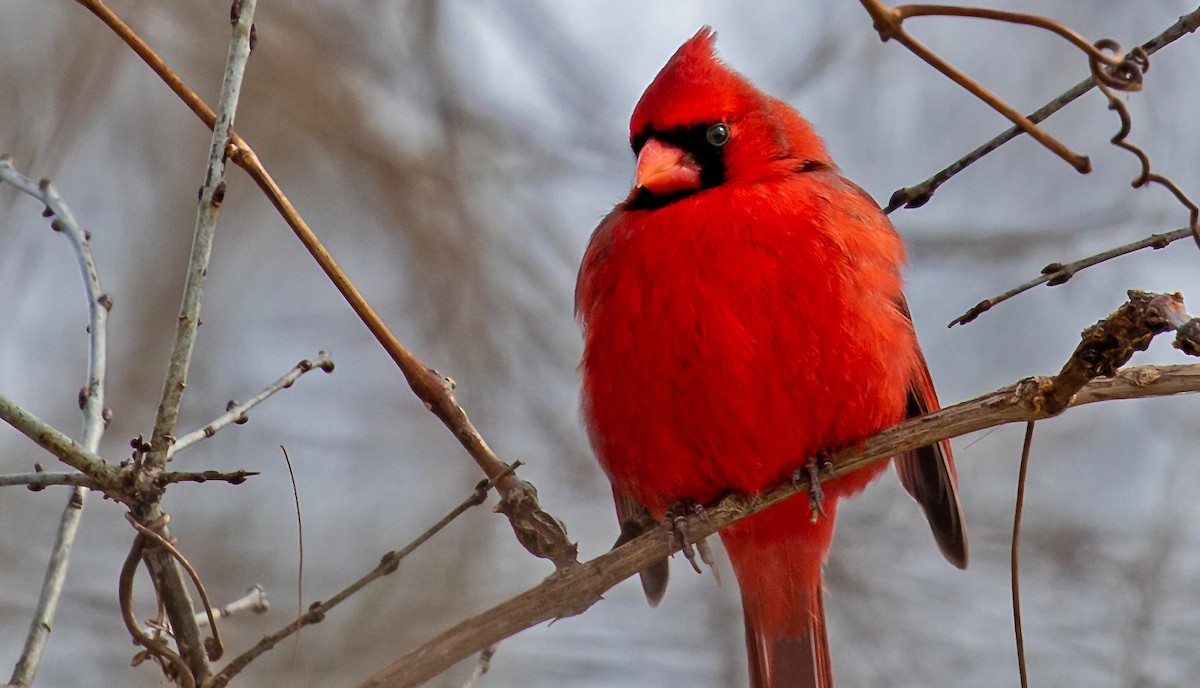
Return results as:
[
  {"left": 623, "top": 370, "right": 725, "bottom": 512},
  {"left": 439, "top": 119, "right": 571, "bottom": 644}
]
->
[{"left": 626, "top": 27, "right": 832, "bottom": 208}]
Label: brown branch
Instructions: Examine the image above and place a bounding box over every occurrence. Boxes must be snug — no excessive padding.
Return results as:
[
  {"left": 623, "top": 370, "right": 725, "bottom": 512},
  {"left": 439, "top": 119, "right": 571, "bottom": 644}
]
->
[
  {"left": 892, "top": 5, "right": 1126, "bottom": 66},
  {"left": 73, "top": 0, "right": 576, "bottom": 571},
  {"left": 119, "top": 535, "right": 195, "bottom": 688},
  {"left": 1011, "top": 421, "right": 1035, "bottom": 688},
  {"left": 859, "top": 0, "right": 1101, "bottom": 172},
  {"left": 124, "top": 515, "right": 224, "bottom": 662},
  {"left": 885, "top": 7, "right": 1200, "bottom": 212},
  {"left": 208, "top": 472, "right": 507, "bottom": 688},
  {"left": 1090, "top": 42, "right": 1200, "bottom": 250},
  {"left": 358, "top": 293, "right": 1200, "bottom": 688},
  {"left": 949, "top": 226, "right": 1193, "bottom": 326}
]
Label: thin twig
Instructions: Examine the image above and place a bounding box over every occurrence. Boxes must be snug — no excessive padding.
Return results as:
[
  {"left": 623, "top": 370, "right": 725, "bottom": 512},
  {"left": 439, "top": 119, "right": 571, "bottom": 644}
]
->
[
  {"left": 158, "top": 469, "right": 259, "bottom": 487},
  {"left": 0, "top": 395, "right": 118, "bottom": 484},
  {"left": 146, "top": 585, "right": 269, "bottom": 637},
  {"left": 128, "top": 2, "right": 258, "bottom": 683},
  {"left": 209, "top": 469, "right": 510, "bottom": 688},
  {"left": 0, "top": 469, "right": 257, "bottom": 490},
  {"left": 1011, "top": 421, "right": 1035, "bottom": 688},
  {"left": 279, "top": 445, "right": 304, "bottom": 673},
  {"left": 0, "top": 472, "right": 95, "bottom": 490},
  {"left": 949, "top": 226, "right": 1193, "bottom": 327},
  {"left": 73, "top": 0, "right": 576, "bottom": 569},
  {"left": 885, "top": 7, "right": 1200, "bottom": 212},
  {"left": 169, "top": 353, "right": 334, "bottom": 456},
  {"left": 0, "top": 155, "right": 112, "bottom": 687},
  {"left": 1090, "top": 42, "right": 1200, "bottom": 250},
  {"left": 893, "top": 5, "right": 1126, "bottom": 67},
  {"left": 196, "top": 585, "right": 269, "bottom": 628},
  {"left": 144, "top": 0, "right": 256, "bottom": 471}
]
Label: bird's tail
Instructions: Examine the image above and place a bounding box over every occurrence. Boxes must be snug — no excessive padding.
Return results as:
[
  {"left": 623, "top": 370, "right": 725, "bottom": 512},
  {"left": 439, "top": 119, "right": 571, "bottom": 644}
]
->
[
  {"left": 721, "top": 496, "right": 838, "bottom": 688},
  {"left": 743, "top": 584, "right": 831, "bottom": 688}
]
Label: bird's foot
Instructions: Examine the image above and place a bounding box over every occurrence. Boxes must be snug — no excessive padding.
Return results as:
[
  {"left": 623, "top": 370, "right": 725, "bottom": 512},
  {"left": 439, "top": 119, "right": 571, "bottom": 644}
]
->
[
  {"left": 664, "top": 501, "right": 713, "bottom": 576},
  {"left": 793, "top": 452, "right": 834, "bottom": 524}
]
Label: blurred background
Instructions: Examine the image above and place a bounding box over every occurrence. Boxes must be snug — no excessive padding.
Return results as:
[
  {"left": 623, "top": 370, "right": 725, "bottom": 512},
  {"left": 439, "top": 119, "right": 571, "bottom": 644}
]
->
[{"left": 2, "top": 1, "right": 1199, "bottom": 686}]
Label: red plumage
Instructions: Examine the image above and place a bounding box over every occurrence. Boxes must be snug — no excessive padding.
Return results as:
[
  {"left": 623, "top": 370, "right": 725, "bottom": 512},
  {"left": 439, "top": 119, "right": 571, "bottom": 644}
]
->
[{"left": 577, "top": 28, "right": 965, "bottom": 688}]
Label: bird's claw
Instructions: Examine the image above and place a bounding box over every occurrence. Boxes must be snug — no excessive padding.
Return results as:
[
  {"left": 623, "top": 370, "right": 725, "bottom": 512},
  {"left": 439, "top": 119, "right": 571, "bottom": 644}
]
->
[
  {"left": 665, "top": 501, "right": 713, "bottom": 575},
  {"left": 794, "top": 453, "right": 832, "bottom": 524}
]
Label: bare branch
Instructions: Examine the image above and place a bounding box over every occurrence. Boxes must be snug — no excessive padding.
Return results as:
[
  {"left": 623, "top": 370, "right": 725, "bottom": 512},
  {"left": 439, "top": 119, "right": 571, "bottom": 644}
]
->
[
  {"left": 950, "top": 226, "right": 1193, "bottom": 326},
  {"left": 73, "top": 0, "right": 577, "bottom": 570},
  {"left": 0, "top": 395, "right": 116, "bottom": 482},
  {"left": 195, "top": 585, "right": 269, "bottom": 629},
  {"left": 1, "top": 153, "right": 112, "bottom": 686},
  {"left": 127, "top": 2, "right": 258, "bottom": 683},
  {"left": 169, "top": 353, "right": 334, "bottom": 456},
  {"left": 156, "top": 470, "right": 258, "bottom": 487},
  {"left": 360, "top": 363, "right": 1200, "bottom": 688},
  {"left": 360, "top": 291, "right": 1200, "bottom": 687},
  {"left": 0, "top": 469, "right": 254, "bottom": 492},
  {"left": 886, "top": 7, "right": 1200, "bottom": 212},
  {"left": 0, "top": 473, "right": 96, "bottom": 490},
  {"left": 858, "top": 1, "right": 1106, "bottom": 171},
  {"left": 144, "top": 0, "right": 256, "bottom": 471},
  {"left": 209, "top": 472, "right": 503, "bottom": 688}
]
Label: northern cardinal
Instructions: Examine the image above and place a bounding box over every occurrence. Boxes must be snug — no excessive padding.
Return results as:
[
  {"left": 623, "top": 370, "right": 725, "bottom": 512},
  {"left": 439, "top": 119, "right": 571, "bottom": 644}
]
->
[{"left": 577, "top": 28, "right": 966, "bottom": 688}]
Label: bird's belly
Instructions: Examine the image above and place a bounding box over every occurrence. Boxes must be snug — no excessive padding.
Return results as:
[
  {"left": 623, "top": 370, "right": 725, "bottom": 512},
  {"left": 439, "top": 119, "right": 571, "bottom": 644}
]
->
[{"left": 582, "top": 273, "right": 912, "bottom": 516}]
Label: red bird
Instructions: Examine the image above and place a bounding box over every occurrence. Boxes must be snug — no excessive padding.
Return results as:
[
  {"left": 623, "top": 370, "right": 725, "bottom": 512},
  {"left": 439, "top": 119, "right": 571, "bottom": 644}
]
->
[{"left": 577, "top": 29, "right": 966, "bottom": 688}]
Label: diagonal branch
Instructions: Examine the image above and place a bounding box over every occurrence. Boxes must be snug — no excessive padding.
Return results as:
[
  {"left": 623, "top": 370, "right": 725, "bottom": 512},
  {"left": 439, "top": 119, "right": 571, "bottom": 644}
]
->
[
  {"left": 950, "top": 226, "right": 1194, "bottom": 326},
  {"left": 361, "top": 360, "right": 1200, "bottom": 688},
  {"left": 209, "top": 472, "right": 505, "bottom": 688},
  {"left": 359, "top": 291, "right": 1200, "bottom": 688},
  {"left": 168, "top": 353, "right": 334, "bottom": 457},
  {"left": 885, "top": 7, "right": 1200, "bottom": 212},
  {"left": 73, "top": 0, "right": 576, "bottom": 570}
]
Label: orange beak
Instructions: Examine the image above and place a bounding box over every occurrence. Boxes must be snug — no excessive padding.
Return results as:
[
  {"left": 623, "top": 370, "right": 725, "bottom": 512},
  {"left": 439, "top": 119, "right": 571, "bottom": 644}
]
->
[{"left": 635, "top": 138, "right": 702, "bottom": 195}]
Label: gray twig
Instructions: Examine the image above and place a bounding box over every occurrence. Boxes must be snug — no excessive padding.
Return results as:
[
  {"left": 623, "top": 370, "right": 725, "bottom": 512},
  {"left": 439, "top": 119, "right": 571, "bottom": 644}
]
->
[
  {"left": 132, "top": 2, "right": 259, "bottom": 683},
  {"left": 0, "top": 155, "right": 111, "bottom": 687},
  {"left": 0, "top": 470, "right": 257, "bottom": 491},
  {"left": 0, "top": 394, "right": 117, "bottom": 485},
  {"left": 0, "top": 473, "right": 97, "bottom": 490},
  {"left": 169, "top": 353, "right": 334, "bottom": 456},
  {"left": 196, "top": 585, "right": 269, "bottom": 628}
]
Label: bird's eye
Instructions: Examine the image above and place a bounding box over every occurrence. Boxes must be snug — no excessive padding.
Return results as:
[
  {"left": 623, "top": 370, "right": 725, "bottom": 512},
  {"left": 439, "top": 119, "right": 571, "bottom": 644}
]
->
[{"left": 705, "top": 123, "right": 730, "bottom": 147}]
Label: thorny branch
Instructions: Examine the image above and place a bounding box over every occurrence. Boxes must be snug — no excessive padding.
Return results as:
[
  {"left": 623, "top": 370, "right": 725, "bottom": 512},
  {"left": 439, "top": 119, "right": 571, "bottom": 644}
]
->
[
  {"left": 360, "top": 291, "right": 1200, "bottom": 687},
  {"left": 0, "top": 155, "right": 111, "bottom": 687},
  {"left": 73, "top": 0, "right": 578, "bottom": 571}
]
